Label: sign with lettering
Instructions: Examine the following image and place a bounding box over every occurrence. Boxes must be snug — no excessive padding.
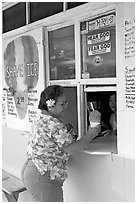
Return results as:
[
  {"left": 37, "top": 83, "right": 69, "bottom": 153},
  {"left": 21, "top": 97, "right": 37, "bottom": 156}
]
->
[
  {"left": 81, "top": 12, "right": 116, "bottom": 78},
  {"left": 48, "top": 80, "right": 72, "bottom": 86},
  {"left": 87, "top": 31, "right": 110, "bottom": 44},
  {"left": 125, "top": 67, "right": 135, "bottom": 108},
  {"left": 124, "top": 18, "right": 135, "bottom": 59},
  {"left": 2, "top": 89, "right": 7, "bottom": 126},
  {"left": 124, "top": 16, "right": 135, "bottom": 109},
  {"left": 4, "top": 35, "right": 39, "bottom": 119},
  {"left": 2, "top": 27, "right": 44, "bottom": 131},
  {"left": 88, "top": 14, "right": 115, "bottom": 31},
  {"left": 88, "top": 42, "right": 111, "bottom": 56}
]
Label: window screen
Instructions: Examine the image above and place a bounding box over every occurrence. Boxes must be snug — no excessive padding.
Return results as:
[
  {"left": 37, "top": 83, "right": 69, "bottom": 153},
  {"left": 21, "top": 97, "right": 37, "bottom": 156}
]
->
[
  {"left": 3, "top": 3, "right": 26, "bottom": 33},
  {"left": 30, "top": 2, "right": 63, "bottom": 23},
  {"left": 68, "top": 2, "right": 87, "bottom": 9}
]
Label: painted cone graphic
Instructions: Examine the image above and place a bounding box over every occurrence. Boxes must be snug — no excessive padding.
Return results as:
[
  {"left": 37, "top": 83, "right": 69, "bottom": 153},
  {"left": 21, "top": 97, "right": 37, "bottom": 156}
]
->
[{"left": 4, "top": 36, "right": 39, "bottom": 119}]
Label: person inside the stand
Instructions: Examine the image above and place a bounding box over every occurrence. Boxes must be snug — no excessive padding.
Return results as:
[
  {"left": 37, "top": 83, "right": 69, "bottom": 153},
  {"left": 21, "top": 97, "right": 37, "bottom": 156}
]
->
[
  {"left": 109, "top": 93, "right": 117, "bottom": 131},
  {"left": 87, "top": 92, "right": 117, "bottom": 138},
  {"left": 102, "top": 93, "right": 117, "bottom": 137},
  {"left": 21, "top": 85, "right": 101, "bottom": 202}
]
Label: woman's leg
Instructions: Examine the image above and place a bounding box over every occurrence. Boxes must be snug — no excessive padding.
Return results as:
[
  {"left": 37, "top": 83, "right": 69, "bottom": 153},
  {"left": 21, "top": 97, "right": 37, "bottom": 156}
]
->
[{"left": 21, "top": 160, "right": 63, "bottom": 202}]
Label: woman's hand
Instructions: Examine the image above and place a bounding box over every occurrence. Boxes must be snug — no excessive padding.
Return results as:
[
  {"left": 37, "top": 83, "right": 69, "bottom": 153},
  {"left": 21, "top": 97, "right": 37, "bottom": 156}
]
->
[
  {"left": 65, "top": 123, "right": 73, "bottom": 132},
  {"left": 87, "top": 124, "right": 101, "bottom": 140},
  {"left": 63, "top": 110, "right": 101, "bottom": 155},
  {"left": 63, "top": 123, "right": 101, "bottom": 155}
]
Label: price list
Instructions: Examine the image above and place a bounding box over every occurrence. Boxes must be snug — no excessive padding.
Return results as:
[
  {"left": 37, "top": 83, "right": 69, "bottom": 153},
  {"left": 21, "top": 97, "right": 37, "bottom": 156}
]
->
[{"left": 124, "top": 17, "right": 135, "bottom": 109}]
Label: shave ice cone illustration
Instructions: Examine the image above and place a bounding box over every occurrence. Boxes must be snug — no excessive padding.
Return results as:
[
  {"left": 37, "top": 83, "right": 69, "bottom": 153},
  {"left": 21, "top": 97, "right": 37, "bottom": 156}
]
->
[{"left": 4, "top": 36, "right": 39, "bottom": 119}]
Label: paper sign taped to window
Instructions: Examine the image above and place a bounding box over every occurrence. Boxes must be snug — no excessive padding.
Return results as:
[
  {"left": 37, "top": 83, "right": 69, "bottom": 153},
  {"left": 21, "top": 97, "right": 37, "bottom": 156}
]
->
[
  {"left": 87, "top": 31, "right": 110, "bottom": 44},
  {"left": 88, "top": 43, "right": 111, "bottom": 56},
  {"left": 88, "top": 14, "right": 115, "bottom": 31}
]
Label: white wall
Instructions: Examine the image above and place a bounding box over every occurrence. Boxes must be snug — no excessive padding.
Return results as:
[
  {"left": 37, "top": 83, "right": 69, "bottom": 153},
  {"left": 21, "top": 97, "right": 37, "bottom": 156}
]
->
[
  {"left": 2, "top": 127, "right": 135, "bottom": 202},
  {"left": 2, "top": 127, "right": 28, "bottom": 179},
  {"left": 63, "top": 152, "right": 135, "bottom": 202},
  {"left": 116, "top": 2, "right": 135, "bottom": 160}
]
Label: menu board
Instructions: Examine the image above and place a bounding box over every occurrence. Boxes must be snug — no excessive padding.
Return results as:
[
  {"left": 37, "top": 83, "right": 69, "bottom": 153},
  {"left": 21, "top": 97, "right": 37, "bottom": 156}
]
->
[
  {"left": 125, "top": 66, "right": 135, "bottom": 109},
  {"left": 117, "top": 3, "right": 135, "bottom": 160},
  {"left": 81, "top": 13, "right": 116, "bottom": 78},
  {"left": 2, "top": 28, "right": 44, "bottom": 131},
  {"left": 124, "top": 17, "right": 135, "bottom": 109}
]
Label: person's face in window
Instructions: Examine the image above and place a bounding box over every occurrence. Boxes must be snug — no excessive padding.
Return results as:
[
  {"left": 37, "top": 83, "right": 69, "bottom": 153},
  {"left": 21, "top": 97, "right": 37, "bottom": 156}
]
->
[
  {"left": 109, "top": 94, "right": 116, "bottom": 112},
  {"left": 51, "top": 95, "right": 68, "bottom": 118}
]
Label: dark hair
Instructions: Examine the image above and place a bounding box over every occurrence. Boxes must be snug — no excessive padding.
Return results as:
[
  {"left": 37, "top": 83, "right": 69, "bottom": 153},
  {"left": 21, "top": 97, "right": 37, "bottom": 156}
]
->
[{"left": 38, "top": 85, "right": 64, "bottom": 110}]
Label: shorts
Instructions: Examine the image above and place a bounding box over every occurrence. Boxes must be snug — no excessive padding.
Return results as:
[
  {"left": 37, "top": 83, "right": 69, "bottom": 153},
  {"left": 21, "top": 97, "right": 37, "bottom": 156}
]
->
[{"left": 21, "top": 159, "right": 64, "bottom": 202}]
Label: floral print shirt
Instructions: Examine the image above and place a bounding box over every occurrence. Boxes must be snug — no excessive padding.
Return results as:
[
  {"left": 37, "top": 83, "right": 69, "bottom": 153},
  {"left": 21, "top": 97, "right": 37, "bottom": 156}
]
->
[{"left": 27, "top": 112, "right": 74, "bottom": 180}]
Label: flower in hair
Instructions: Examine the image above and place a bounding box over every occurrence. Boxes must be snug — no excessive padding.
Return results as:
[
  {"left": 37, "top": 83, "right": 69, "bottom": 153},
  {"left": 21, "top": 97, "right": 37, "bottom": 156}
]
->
[{"left": 46, "top": 99, "right": 55, "bottom": 108}]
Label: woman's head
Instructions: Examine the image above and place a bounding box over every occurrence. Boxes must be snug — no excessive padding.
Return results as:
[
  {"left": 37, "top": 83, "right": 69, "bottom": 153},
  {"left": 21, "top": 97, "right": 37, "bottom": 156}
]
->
[
  {"left": 38, "top": 85, "right": 68, "bottom": 117},
  {"left": 109, "top": 93, "right": 116, "bottom": 112}
]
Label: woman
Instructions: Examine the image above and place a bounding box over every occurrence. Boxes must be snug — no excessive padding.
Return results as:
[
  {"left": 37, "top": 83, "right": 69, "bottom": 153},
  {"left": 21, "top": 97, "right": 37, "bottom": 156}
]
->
[
  {"left": 109, "top": 93, "right": 117, "bottom": 131},
  {"left": 22, "top": 85, "right": 100, "bottom": 202}
]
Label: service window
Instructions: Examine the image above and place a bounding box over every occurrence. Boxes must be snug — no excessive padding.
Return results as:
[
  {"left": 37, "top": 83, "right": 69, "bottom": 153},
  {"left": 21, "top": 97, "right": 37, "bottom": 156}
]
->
[
  {"left": 47, "top": 10, "right": 117, "bottom": 154},
  {"left": 83, "top": 86, "right": 117, "bottom": 153},
  {"left": 80, "top": 13, "right": 116, "bottom": 79},
  {"left": 80, "top": 12, "right": 117, "bottom": 154},
  {"left": 85, "top": 88, "right": 117, "bottom": 133},
  {"left": 48, "top": 25, "right": 75, "bottom": 80}
]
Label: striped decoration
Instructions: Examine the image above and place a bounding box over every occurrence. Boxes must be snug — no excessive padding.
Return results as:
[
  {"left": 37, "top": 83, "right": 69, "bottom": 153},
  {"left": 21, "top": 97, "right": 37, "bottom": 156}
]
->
[
  {"left": 4, "top": 35, "right": 39, "bottom": 119},
  {"left": 4, "top": 35, "right": 39, "bottom": 92}
]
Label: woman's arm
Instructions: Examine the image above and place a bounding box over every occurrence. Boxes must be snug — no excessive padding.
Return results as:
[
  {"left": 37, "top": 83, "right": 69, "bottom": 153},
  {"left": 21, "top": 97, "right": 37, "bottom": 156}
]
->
[
  {"left": 63, "top": 125, "right": 100, "bottom": 155},
  {"left": 110, "top": 113, "right": 117, "bottom": 130}
]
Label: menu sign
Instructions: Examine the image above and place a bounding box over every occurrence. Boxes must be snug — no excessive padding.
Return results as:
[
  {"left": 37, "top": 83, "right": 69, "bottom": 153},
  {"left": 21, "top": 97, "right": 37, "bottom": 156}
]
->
[
  {"left": 124, "top": 18, "right": 135, "bottom": 59},
  {"left": 81, "top": 13, "right": 116, "bottom": 78},
  {"left": 88, "top": 14, "right": 115, "bottom": 31},
  {"left": 87, "top": 31, "right": 110, "bottom": 44},
  {"left": 28, "top": 89, "right": 39, "bottom": 123},
  {"left": 125, "top": 67, "right": 135, "bottom": 109},
  {"left": 88, "top": 42, "right": 111, "bottom": 56},
  {"left": 124, "top": 17, "right": 135, "bottom": 109},
  {"left": 2, "top": 28, "right": 44, "bottom": 131}
]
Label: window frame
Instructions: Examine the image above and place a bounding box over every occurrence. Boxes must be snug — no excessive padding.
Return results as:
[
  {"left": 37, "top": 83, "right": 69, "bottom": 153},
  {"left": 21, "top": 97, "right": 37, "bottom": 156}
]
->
[{"left": 45, "top": 7, "right": 118, "bottom": 154}]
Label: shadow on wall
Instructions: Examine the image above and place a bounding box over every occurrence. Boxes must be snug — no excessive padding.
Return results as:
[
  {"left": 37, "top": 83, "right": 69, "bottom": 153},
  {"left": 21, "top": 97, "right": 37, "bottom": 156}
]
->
[{"left": 63, "top": 152, "right": 134, "bottom": 202}]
